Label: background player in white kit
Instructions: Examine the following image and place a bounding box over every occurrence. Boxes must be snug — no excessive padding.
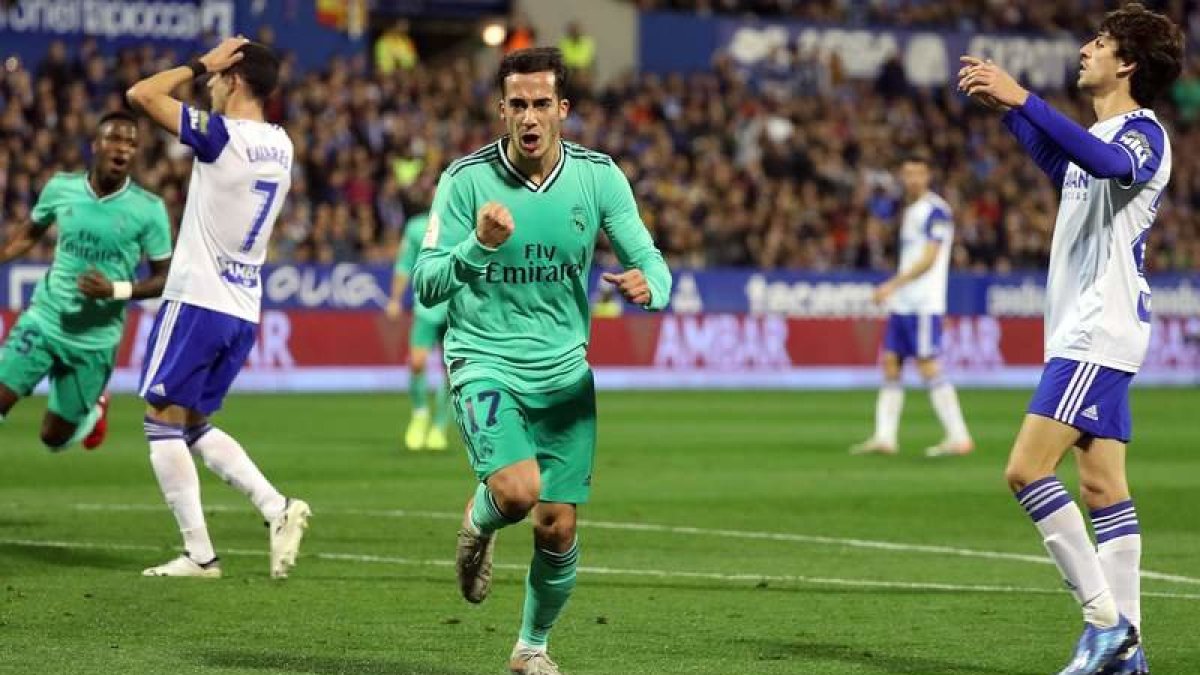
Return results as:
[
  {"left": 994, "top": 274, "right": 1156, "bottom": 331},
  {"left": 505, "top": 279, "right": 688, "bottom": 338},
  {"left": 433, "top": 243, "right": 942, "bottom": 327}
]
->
[
  {"left": 126, "top": 37, "right": 310, "bottom": 579},
  {"left": 961, "top": 3, "right": 1183, "bottom": 673},
  {"left": 851, "top": 152, "right": 972, "bottom": 458}
]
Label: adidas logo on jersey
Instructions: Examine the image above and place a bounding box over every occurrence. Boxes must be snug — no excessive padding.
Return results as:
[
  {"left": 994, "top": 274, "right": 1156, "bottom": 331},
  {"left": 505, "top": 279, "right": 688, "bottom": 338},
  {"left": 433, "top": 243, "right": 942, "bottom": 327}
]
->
[
  {"left": 1080, "top": 405, "right": 1100, "bottom": 421},
  {"left": 150, "top": 384, "right": 167, "bottom": 397}
]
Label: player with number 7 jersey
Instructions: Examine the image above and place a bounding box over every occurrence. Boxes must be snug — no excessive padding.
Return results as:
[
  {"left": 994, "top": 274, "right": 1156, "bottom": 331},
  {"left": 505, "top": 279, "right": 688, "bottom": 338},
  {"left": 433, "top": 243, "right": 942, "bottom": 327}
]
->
[{"left": 125, "top": 37, "right": 310, "bottom": 581}]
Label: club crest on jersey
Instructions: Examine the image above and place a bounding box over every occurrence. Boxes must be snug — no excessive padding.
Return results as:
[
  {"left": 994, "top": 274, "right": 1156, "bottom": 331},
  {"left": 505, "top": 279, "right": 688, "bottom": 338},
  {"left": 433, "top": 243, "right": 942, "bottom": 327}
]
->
[
  {"left": 571, "top": 205, "right": 587, "bottom": 233},
  {"left": 423, "top": 213, "right": 440, "bottom": 248}
]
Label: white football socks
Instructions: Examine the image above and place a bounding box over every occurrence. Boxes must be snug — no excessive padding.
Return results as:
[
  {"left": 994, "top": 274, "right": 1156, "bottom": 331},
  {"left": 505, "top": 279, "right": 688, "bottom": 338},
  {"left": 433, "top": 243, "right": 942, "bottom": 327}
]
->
[
  {"left": 190, "top": 427, "right": 286, "bottom": 522},
  {"left": 1099, "top": 535, "right": 1142, "bottom": 630},
  {"left": 875, "top": 383, "right": 904, "bottom": 447},
  {"left": 149, "top": 438, "right": 216, "bottom": 563},
  {"left": 929, "top": 380, "right": 970, "bottom": 443}
]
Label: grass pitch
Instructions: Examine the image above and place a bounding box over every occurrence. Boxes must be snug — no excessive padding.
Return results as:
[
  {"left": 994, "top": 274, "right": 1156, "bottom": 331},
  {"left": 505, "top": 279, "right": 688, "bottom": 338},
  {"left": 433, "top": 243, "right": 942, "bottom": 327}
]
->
[{"left": 2, "top": 389, "right": 1198, "bottom": 674}]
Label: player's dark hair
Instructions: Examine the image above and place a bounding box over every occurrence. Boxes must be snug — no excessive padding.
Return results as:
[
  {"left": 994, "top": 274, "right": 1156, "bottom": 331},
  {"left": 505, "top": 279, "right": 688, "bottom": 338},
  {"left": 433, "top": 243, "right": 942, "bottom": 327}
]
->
[
  {"left": 226, "top": 41, "right": 280, "bottom": 102},
  {"left": 898, "top": 150, "right": 931, "bottom": 167},
  {"left": 97, "top": 109, "right": 137, "bottom": 130},
  {"left": 1100, "top": 2, "right": 1184, "bottom": 107},
  {"left": 496, "top": 47, "right": 568, "bottom": 99}
]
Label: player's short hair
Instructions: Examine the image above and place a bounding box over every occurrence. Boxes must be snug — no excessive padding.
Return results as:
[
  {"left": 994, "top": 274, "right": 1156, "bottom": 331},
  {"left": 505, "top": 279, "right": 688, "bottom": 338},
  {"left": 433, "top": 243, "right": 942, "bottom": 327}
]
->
[
  {"left": 898, "top": 150, "right": 932, "bottom": 167},
  {"left": 496, "top": 47, "right": 568, "bottom": 99},
  {"left": 1100, "top": 2, "right": 1184, "bottom": 107},
  {"left": 226, "top": 41, "right": 280, "bottom": 102},
  {"left": 97, "top": 110, "right": 137, "bottom": 131}
]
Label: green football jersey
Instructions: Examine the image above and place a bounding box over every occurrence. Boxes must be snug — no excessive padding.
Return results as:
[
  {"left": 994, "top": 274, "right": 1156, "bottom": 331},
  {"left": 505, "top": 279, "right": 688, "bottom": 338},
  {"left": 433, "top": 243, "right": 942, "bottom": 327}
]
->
[
  {"left": 394, "top": 212, "right": 448, "bottom": 323},
  {"left": 413, "top": 138, "right": 672, "bottom": 393},
  {"left": 28, "top": 172, "right": 173, "bottom": 350}
]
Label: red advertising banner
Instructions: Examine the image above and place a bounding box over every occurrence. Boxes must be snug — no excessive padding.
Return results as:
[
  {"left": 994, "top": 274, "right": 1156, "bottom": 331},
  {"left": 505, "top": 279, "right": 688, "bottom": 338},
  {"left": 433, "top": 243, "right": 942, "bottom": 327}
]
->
[{"left": 2, "top": 309, "right": 1196, "bottom": 390}]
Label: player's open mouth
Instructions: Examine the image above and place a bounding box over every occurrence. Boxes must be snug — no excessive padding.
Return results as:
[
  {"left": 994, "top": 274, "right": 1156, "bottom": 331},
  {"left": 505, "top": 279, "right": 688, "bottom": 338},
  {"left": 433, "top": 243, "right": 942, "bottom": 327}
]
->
[
  {"left": 519, "top": 133, "right": 540, "bottom": 152},
  {"left": 111, "top": 157, "right": 129, "bottom": 171}
]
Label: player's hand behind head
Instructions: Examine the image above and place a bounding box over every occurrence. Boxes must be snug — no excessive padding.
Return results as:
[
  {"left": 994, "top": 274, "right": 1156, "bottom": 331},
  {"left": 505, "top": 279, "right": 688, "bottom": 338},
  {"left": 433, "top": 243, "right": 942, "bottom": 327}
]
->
[
  {"left": 77, "top": 268, "right": 114, "bottom": 299},
  {"left": 200, "top": 36, "right": 249, "bottom": 74},
  {"left": 476, "top": 202, "right": 515, "bottom": 248},
  {"left": 385, "top": 299, "right": 404, "bottom": 321}
]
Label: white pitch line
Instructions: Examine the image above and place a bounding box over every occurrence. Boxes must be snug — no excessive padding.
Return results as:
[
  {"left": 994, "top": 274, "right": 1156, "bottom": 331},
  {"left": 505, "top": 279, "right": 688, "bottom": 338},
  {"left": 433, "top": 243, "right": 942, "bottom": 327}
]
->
[
  {"left": 65, "top": 502, "right": 1200, "bottom": 586},
  {"left": 3, "top": 537, "right": 1199, "bottom": 601}
]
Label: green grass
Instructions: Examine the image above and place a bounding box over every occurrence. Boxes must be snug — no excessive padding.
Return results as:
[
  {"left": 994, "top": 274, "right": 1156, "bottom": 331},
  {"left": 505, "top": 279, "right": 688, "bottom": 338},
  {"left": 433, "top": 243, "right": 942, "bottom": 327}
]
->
[{"left": 1, "top": 389, "right": 1198, "bottom": 674}]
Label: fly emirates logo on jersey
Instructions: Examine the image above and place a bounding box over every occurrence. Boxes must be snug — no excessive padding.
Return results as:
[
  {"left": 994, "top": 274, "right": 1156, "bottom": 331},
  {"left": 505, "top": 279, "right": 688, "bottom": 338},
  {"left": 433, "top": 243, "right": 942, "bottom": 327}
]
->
[{"left": 483, "top": 243, "right": 586, "bottom": 285}]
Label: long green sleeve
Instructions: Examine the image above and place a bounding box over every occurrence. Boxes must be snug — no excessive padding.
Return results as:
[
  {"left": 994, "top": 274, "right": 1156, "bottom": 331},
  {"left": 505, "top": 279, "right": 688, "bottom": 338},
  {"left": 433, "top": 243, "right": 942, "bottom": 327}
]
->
[{"left": 598, "top": 162, "right": 672, "bottom": 311}]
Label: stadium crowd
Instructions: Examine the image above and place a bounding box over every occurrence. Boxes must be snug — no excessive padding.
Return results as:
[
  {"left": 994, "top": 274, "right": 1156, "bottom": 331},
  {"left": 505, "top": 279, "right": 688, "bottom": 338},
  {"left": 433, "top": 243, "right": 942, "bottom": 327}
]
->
[
  {"left": 631, "top": 0, "right": 1200, "bottom": 36},
  {"left": 2, "top": 28, "right": 1200, "bottom": 273}
]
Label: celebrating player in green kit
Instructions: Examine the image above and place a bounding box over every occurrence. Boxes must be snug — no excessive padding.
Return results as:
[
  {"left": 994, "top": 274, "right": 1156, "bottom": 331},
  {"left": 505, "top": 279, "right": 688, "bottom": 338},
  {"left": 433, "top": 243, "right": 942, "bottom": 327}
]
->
[
  {"left": 413, "top": 48, "right": 672, "bottom": 675},
  {"left": 387, "top": 207, "right": 451, "bottom": 451},
  {"left": 0, "top": 111, "right": 173, "bottom": 451}
]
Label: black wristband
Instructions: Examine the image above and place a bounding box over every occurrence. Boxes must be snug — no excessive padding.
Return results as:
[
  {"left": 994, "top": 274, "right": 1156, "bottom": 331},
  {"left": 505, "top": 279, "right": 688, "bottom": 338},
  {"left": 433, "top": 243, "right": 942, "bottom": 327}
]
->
[{"left": 187, "top": 59, "right": 208, "bottom": 78}]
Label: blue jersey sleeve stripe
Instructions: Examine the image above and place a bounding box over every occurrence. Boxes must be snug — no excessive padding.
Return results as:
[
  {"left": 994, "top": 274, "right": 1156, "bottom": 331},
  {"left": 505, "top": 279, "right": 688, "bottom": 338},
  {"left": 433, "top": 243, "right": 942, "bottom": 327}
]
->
[
  {"left": 179, "top": 105, "right": 231, "bottom": 164},
  {"left": 923, "top": 206, "right": 951, "bottom": 241},
  {"left": 1112, "top": 117, "right": 1164, "bottom": 189}
]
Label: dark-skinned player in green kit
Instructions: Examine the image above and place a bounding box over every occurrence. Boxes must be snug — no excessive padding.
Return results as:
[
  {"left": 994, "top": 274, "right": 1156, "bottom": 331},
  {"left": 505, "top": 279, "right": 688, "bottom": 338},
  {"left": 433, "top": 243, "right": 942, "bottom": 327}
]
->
[{"left": 413, "top": 47, "right": 672, "bottom": 675}]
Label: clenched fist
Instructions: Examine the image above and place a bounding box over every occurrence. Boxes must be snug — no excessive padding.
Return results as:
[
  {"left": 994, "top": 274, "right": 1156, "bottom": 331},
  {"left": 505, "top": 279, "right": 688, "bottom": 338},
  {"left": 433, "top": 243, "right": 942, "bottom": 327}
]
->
[
  {"left": 602, "top": 269, "right": 652, "bottom": 306},
  {"left": 476, "top": 202, "right": 515, "bottom": 248},
  {"left": 78, "top": 269, "right": 114, "bottom": 299}
]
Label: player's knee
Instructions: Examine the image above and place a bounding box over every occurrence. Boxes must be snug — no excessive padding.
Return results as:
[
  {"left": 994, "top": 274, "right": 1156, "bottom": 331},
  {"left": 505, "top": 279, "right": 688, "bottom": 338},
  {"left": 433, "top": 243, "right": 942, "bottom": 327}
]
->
[
  {"left": 1078, "top": 475, "right": 1126, "bottom": 509},
  {"left": 917, "top": 359, "right": 941, "bottom": 382},
  {"left": 488, "top": 473, "right": 540, "bottom": 519},
  {"left": 882, "top": 355, "right": 902, "bottom": 381},
  {"left": 0, "top": 385, "right": 18, "bottom": 416},
  {"left": 534, "top": 511, "right": 577, "bottom": 550},
  {"left": 1003, "top": 460, "right": 1039, "bottom": 494},
  {"left": 410, "top": 347, "right": 429, "bottom": 372},
  {"left": 40, "top": 427, "right": 73, "bottom": 451}
]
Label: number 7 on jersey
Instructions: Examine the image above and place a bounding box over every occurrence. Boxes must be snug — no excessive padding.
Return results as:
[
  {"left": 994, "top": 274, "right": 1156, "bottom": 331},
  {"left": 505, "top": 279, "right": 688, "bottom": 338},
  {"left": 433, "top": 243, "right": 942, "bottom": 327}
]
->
[{"left": 242, "top": 180, "right": 279, "bottom": 252}]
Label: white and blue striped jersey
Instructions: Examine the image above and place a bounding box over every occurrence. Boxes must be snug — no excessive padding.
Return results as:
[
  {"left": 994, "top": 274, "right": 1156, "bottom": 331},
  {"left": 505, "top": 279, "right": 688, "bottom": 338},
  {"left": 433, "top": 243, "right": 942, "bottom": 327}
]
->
[
  {"left": 1047, "top": 110, "right": 1169, "bottom": 373},
  {"left": 889, "top": 191, "right": 953, "bottom": 315},
  {"left": 163, "top": 105, "right": 293, "bottom": 323}
]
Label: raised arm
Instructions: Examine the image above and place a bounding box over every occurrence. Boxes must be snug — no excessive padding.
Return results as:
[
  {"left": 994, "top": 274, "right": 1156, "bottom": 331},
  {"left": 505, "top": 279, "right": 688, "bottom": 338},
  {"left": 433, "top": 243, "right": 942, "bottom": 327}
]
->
[
  {"left": 125, "top": 37, "right": 248, "bottom": 136},
  {"left": 959, "top": 56, "right": 1161, "bottom": 185},
  {"left": 413, "top": 173, "right": 510, "bottom": 307},
  {"left": 1015, "top": 95, "right": 1162, "bottom": 183},
  {"left": 597, "top": 161, "right": 672, "bottom": 311},
  {"left": 1002, "top": 108, "right": 1071, "bottom": 185}
]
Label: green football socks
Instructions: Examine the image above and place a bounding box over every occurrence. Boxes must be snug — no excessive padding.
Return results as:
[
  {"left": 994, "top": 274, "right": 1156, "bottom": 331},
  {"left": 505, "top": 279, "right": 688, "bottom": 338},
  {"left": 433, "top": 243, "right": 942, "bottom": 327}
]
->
[
  {"left": 409, "top": 368, "right": 428, "bottom": 411},
  {"left": 433, "top": 377, "right": 450, "bottom": 428},
  {"left": 469, "top": 482, "right": 521, "bottom": 535},
  {"left": 519, "top": 539, "right": 580, "bottom": 648},
  {"left": 66, "top": 404, "right": 102, "bottom": 447}
]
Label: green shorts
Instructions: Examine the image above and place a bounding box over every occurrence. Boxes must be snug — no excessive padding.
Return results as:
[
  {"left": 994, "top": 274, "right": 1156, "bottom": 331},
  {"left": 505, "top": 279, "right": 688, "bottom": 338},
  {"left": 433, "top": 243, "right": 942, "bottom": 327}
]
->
[
  {"left": 0, "top": 312, "right": 114, "bottom": 423},
  {"left": 452, "top": 370, "right": 596, "bottom": 504},
  {"left": 410, "top": 312, "right": 447, "bottom": 351}
]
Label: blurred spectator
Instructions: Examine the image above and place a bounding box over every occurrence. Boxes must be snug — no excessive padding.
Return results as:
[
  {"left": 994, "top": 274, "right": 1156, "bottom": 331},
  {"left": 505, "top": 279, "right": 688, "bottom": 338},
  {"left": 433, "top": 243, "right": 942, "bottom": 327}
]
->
[
  {"left": 1172, "top": 56, "right": 1200, "bottom": 124},
  {"left": 2, "top": 23, "right": 1199, "bottom": 273},
  {"left": 628, "top": 0, "right": 1179, "bottom": 35},
  {"left": 375, "top": 20, "right": 419, "bottom": 74},
  {"left": 559, "top": 21, "right": 596, "bottom": 74},
  {"left": 503, "top": 15, "right": 537, "bottom": 54}
]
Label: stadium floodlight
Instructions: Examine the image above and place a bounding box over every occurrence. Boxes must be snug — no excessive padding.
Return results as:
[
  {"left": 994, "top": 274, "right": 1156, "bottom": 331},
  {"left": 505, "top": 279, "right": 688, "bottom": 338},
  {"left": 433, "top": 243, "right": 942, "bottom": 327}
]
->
[{"left": 481, "top": 21, "right": 506, "bottom": 47}]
